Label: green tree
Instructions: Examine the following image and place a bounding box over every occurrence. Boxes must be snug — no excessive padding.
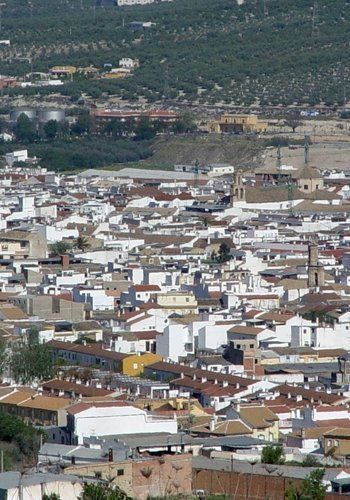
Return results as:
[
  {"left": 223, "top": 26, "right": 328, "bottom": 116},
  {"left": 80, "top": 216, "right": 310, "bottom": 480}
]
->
[
  {"left": 75, "top": 235, "right": 90, "bottom": 252},
  {"left": 15, "top": 113, "right": 36, "bottom": 142},
  {"left": 0, "top": 339, "right": 8, "bottom": 378},
  {"left": 10, "top": 343, "right": 53, "bottom": 384},
  {"left": 27, "top": 326, "right": 39, "bottom": 347},
  {"left": 172, "top": 114, "right": 197, "bottom": 134},
  {"left": 218, "top": 242, "right": 231, "bottom": 263},
  {"left": 261, "top": 444, "right": 285, "bottom": 465},
  {"left": 285, "top": 469, "right": 326, "bottom": 500},
  {"left": 134, "top": 117, "right": 156, "bottom": 141},
  {"left": 284, "top": 115, "right": 302, "bottom": 133},
  {"left": 301, "top": 455, "right": 321, "bottom": 467},
  {"left": 82, "top": 482, "right": 132, "bottom": 500},
  {"left": 59, "top": 120, "right": 70, "bottom": 137},
  {"left": 43, "top": 119, "right": 59, "bottom": 140},
  {"left": 0, "top": 413, "right": 44, "bottom": 467},
  {"left": 71, "top": 112, "right": 92, "bottom": 135},
  {"left": 104, "top": 119, "right": 128, "bottom": 137},
  {"left": 49, "top": 241, "right": 72, "bottom": 257}
]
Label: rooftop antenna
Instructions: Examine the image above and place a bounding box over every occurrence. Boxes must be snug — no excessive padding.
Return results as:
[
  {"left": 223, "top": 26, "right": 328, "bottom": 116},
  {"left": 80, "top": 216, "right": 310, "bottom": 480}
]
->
[
  {"left": 304, "top": 134, "right": 310, "bottom": 164},
  {"left": 312, "top": 0, "right": 320, "bottom": 38},
  {"left": 0, "top": 3, "right": 6, "bottom": 33}
]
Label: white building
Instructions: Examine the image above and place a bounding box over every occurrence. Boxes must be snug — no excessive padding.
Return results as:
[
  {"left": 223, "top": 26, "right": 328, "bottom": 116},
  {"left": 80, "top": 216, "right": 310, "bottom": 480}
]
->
[{"left": 68, "top": 402, "right": 177, "bottom": 444}]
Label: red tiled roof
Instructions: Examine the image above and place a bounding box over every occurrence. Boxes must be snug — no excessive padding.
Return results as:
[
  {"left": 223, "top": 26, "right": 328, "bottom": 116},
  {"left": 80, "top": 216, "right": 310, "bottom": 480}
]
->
[
  {"left": 67, "top": 401, "right": 132, "bottom": 415},
  {"left": 133, "top": 285, "right": 161, "bottom": 292}
]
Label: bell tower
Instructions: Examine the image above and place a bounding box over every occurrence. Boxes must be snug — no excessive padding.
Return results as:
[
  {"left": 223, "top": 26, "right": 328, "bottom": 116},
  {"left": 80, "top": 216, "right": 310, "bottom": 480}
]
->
[
  {"left": 307, "top": 242, "right": 324, "bottom": 290},
  {"left": 230, "top": 169, "right": 245, "bottom": 206}
]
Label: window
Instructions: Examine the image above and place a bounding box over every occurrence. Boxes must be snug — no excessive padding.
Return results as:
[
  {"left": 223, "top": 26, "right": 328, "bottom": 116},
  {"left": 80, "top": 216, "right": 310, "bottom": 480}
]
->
[
  {"left": 304, "top": 185, "right": 308, "bottom": 190},
  {"left": 133, "top": 363, "right": 138, "bottom": 369},
  {"left": 250, "top": 344, "right": 254, "bottom": 349},
  {"left": 327, "top": 439, "right": 333, "bottom": 447},
  {"left": 1, "top": 245, "right": 7, "bottom": 250},
  {"left": 20, "top": 241, "right": 26, "bottom": 248},
  {"left": 335, "top": 440, "right": 339, "bottom": 447},
  {"left": 95, "top": 472, "right": 102, "bottom": 479},
  {"left": 117, "top": 469, "right": 124, "bottom": 476}
]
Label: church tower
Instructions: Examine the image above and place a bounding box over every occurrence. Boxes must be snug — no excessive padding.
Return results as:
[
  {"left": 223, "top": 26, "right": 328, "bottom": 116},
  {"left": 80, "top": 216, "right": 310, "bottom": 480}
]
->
[
  {"left": 307, "top": 242, "right": 324, "bottom": 290},
  {"left": 230, "top": 169, "right": 246, "bottom": 206}
]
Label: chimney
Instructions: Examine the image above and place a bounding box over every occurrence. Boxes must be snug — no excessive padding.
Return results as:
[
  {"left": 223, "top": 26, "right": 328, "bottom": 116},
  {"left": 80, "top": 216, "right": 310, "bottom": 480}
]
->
[
  {"left": 193, "top": 374, "right": 197, "bottom": 381},
  {"left": 304, "top": 382, "right": 310, "bottom": 390},
  {"left": 108, "top": 448, "right": 113, "bottom": 462},
  {"left": 222, "top": 380, "right": 228, "bottom": 388},
  {"left": 71, "top": 455, "right": 76, "bottom": 465},
  {"left": 201, "top": 376, "right": 207, "bottom": 383},
  {"left": 180, "top": 372, "right": 184, "bottom": 379},
  {"left": 236, "top": 383, "right": 240, "bottom": 389},
  {"left": 61, "top": 254, "right": 70, "bottom": 269},
  {"left": 209, "top": 418, "right": 216, "bottom": 432}
]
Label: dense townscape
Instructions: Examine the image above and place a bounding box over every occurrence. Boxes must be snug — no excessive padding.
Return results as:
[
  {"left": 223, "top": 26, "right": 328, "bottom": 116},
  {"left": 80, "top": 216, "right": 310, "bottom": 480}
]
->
[
  {"left": 0, "top": 142, "right": 349, "bottom": 498},
  {"left": 2, "top": 1, "right": 350, "bottom": 500}
]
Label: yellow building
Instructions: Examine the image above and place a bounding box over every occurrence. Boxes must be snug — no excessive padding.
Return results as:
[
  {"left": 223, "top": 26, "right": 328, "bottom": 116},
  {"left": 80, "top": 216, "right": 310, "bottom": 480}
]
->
[
  {"left": 50, "top": 66, "right": 77, "bottom": 77},
  {"left": 208, "top": 113, "right": 268, "bottom": 134},
  {"left": 156, "top": 292, "right": 198, "bottom": 316},
  {"left": 240, "top": 405, "right": 279, "bottom": 442},
  {"left": 121, "top": 352, "right": 162, "bottom": 376}
]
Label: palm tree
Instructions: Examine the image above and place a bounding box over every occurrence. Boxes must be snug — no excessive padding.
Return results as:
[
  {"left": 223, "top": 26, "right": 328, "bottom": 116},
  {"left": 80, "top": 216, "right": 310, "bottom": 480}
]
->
[
  {"left": 49, "top": 241, "right": 72, "bottom": 257},
  {"left": 75, "top": 235, "right": 90, "bottom": 252}
]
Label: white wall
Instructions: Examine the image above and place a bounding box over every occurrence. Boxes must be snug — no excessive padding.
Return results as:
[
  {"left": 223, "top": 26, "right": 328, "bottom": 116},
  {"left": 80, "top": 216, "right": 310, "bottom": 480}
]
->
[{"left": 73, "top": 405, "right": 177, "bottom": 444}]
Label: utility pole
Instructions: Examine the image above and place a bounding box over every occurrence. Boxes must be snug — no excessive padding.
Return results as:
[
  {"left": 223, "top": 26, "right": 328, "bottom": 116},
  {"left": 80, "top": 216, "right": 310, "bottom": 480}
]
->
[
  {"left": 288, "top": 174, "right": 294, "bottom": 215},
  {"left": 276, "top": 144, "right": 282, "bottom": 168},
  {"left": 304, "top": 134, "right": 310, "bottom": 164}
]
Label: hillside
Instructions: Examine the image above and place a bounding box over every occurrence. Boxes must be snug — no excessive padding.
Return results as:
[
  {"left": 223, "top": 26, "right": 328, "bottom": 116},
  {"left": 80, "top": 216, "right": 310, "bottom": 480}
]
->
[
  {"left": 143, "top": 134, "right": 264, "bottom": 169},
  {"left": 1, "top": 0, "right": 350, "bottom": 106}
]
